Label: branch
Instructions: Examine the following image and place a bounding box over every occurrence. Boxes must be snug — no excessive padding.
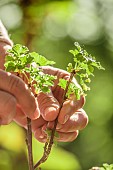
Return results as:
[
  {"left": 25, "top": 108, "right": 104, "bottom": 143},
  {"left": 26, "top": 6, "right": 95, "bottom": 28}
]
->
[
  {"left": 17, "top": 72, "right": 34, "bottom": 170},
  {"left": 34, "top": 70, "right": 76, "bottom": 169},
  {"left": 26, "top": 117, "right": 34, "bottom": 170}
]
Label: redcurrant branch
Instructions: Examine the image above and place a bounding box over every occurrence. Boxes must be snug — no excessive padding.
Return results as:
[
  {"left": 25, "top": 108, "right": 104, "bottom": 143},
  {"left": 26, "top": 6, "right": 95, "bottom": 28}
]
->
[{"left": 34, "top": 70, "right": 76, "bottom": 169}]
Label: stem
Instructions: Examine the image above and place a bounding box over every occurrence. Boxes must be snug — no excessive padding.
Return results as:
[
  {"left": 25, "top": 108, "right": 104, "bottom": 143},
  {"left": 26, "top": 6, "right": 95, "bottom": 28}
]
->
[
  {"left": 27, "top": 117, "right": 34, "bottom": 170},
  {"left": 17, "top": 72, "right": 34, "bottom": 170},
  {"left": 34, "top": 70, "right": 76, "bottom": 169}
]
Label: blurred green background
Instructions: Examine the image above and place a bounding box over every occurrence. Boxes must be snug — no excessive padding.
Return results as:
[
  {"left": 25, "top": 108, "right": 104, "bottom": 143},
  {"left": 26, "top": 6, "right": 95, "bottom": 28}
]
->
[{"left": 0, "top": 0, "right": 113, "bottom": 170}]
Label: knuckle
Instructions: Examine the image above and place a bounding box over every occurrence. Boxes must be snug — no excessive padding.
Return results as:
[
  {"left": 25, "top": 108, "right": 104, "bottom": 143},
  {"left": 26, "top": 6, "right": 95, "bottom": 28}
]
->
[{"left": 8, "top": 75, "right": 22, "bottom": 94}]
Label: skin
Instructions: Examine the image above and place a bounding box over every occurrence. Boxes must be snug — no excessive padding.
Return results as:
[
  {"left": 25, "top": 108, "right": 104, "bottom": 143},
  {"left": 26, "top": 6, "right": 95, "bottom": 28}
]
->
[{"left": 0, "top": 21, "right": 88, "bottom": 143}]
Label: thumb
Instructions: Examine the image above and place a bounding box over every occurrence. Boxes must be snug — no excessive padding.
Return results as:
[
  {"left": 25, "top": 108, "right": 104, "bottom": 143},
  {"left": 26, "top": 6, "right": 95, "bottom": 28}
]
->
[{"left": 37, "top": 90, "right": 60, "bottom": 121}]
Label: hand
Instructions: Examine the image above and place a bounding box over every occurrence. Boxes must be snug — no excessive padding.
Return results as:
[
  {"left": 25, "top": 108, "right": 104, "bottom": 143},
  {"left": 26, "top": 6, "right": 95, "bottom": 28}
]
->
[
  {"left": 13, "top": 66, "right": 88, "bottom": 142},
  {"left": 0, "top": 68, "right": 88, "bottom": 143},
  {"left": 0, "top": 21, "right": 88, "bottom": 143},
  {"left": 0, "top": 69, "right": 40, "bottom": 124}
]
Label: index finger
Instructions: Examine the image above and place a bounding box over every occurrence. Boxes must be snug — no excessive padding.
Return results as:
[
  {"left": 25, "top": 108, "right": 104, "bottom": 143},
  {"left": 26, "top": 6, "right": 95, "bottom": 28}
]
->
[{"left": 0, "top": 69, "right": 40, "bottom": 119}]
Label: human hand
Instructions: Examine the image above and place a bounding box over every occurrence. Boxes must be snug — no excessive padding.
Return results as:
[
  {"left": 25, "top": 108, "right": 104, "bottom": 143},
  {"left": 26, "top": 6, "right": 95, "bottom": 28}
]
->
[
  {"left": 0, "top": 67, "right": 88, "bottom": 142},
  {"left": 14, "top": 66, "right": 88, "bottom": 142},
  {"left": 0, "top": 21, "right": 88, "bottom": 143}
]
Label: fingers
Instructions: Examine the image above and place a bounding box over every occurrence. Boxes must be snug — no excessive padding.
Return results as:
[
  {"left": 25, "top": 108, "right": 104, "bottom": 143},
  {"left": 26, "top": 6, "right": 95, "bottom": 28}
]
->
[
  {"left": 34, "top": 128, "right": 79, "bottom": 143},
  {"left": 32, "top": 116, "right": 47, "bottom": 132},
  {"left": 14, "top": 107, "right": 47, "bottom": 130},
  {"left": 37, "top": 91, "right": 60, "bottom": 121},
  {"left": 0, "top": 70, "right": 40, "bottom": 119},
  {"left": 0, "top": 90, "right": 16, "bottom": 125},
  {"left": 54, "top": 130, "right": 79, "bottom": 142},
  {"left": 33, "top": 108, "right": 88, "bottom": 143},
  {"left": 58, "top": 95, "right": 85, "bottom": 124},
  {"left": 41, "top": 66, "right": 85, "bottom": 124},
  {"left": 47, "top": 109, "right": 88, "bottom": 132},
  {"left": 34, "top": 125, "right": 47, "bottom": 143},
  {"left": 41, "top": 66, "right": 70, "bottom": 103},
  {"left": 13, "top": 105, "right": 27, "bottom": 128},
  {"left": 56, "top": 109, "right": 88, "bottom": 132}
]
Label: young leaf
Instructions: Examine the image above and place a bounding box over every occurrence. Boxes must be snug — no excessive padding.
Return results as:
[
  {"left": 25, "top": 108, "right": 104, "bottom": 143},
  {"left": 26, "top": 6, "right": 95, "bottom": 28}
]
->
[
  {"left": 30, "top": 52, "right": 55, "bottom": 66},
  {"left": 4, "top": 61, "right": 16, "bottom": 72},
  {"left": 58, "top": 79, "right": 67, "bottom": 90},
  {"left": 66, "top": 42, "right": 105, "bottom": 98},
  {"left": 8, "top": 44, "right": 29, "bottom": 55}
]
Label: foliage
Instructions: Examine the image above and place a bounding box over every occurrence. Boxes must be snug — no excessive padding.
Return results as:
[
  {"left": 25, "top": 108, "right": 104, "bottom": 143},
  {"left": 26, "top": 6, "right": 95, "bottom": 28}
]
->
[
  {"left": 90, "top": 164, "right": 113, "bottom": 170},
  {"left": 4, "top": 42, "right": 104, "bottom": 170},
  {"left": 0, "top": 0, "right": 113, "bottom": 170},
  {"left": 4, "top": 44, "right": 56, "bottom": 94},
  {"left": 100, "top": 164, "right": 113, "bottom": 170},
  {"left": 5, "top": 43, "right": 104, "bottom": 101},
  {"left": 58, "top": 42, "right": 104, "bottom": 100}
]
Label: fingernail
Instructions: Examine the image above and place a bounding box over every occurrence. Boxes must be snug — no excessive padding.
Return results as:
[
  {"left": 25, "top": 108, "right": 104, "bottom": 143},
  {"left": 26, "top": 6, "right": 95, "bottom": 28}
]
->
[
  {"left": 39, "top": 134, "right": 45, "bottom": 139},
  {"left": 44, "top": 107, "right": 58, "bottom": 121},
  {"left": 63, "top": 115, "right": 70, "bottom": 124},
  {"left": 45, "top": 107, "right": 56, "bottom": 115}
]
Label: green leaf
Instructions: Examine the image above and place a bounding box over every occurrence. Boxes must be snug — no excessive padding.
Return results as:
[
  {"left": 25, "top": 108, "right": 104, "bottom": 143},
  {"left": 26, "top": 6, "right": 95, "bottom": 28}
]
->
[
  {"left": 88, "top": 65, "right": 94, "bottom": 73},
  {"left": 4, "top": 61, "right": 16, "bottom": 72},
  {"left": 41, "top": 86, "right": 50, "bottom": 93},
  {"left": 68, "top": 42, "right": 105, "bottom": 97},
  {"left": 5, "top": 55, "right": 14, "bottom": 62},
  {"left": 30, "top": 52, "right": 55, "bottom": 66},
  {"left": 91, "top": 61, "right": 105, "bottom": 70},
  {"left": 10, "top": 44, "right": 29, "bottom": 55},
  {"left": 27, "top": 54, "right": 34, "bottom": 64},
  {"left": 58, "top": 78, "right": 67, "bottom": 90},
  {"left": 67, "top": 63, "right": 73, "bottom": 73},
  {"left": 85, "top": 78, "right": 91, "bottom": 83},
  {"left": 66, "top": 82, "right": 82, "bottom": 100},
  {"left": 69, "top": 49, "right": 79, "bottom": 56}
]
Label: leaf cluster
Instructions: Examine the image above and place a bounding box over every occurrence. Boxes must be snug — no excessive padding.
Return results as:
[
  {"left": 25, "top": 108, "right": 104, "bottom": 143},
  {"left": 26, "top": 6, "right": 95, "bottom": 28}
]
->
[
  {"left": 91, "top": 164, "right": 113, "bottom": 170},
  {"left": 4, "top": 44, "right": 56, "bottom": 93},
  {"left": 100, "top": 164, "right": 113, "bottom": 170},
  {"left": 58, "top": 42, "right": 105, "bottom": 99}
]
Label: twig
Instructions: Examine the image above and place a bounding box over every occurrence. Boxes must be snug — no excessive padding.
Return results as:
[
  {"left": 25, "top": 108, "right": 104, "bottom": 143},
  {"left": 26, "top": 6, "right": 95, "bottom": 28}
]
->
[
  {"left": 34, "top": 70, "right": 76, "bottom": 169},
  {"left": 17, "top": 71, "right": 34, "bottom": 170},
  {"left": 27, "top": 117, "right": 34, "bottom": 170}
]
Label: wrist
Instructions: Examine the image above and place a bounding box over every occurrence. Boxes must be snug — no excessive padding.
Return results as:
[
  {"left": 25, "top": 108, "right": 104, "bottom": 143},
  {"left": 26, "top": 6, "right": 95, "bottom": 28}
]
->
[
  {"left": 0, "top": 20, "right": 13, "bottom": 69},
  {"left": 0, "top": 20, "right": 13, "bottom": 46}
]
